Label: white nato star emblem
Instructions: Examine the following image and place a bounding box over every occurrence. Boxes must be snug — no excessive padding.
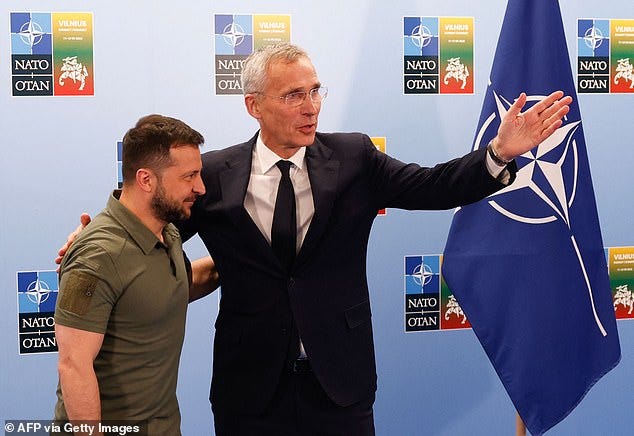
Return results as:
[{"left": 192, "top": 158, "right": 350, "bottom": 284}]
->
[
  {"left": 412, "top": 263, "right": 434, "bottom": 287},
  {"left": 18, "top": 20, "right": 44, "bottom": 47},
  {"left": 410, "top": 25, "right": 433, "bottom": 49},
  {"left": 583, "top": 26, "right": 605, "bottom": 50},
  {"left": 25, "top": 279, "right": 53, "bottom": 308},
  {"left": 222, "top": 22, "right": 246, "bottom": 48},
  {"left": 484, "top": 91, "right": 580, "bottom": 227},
  {"left": 474, "top": 89, "right": 608, "bottom": 336}
]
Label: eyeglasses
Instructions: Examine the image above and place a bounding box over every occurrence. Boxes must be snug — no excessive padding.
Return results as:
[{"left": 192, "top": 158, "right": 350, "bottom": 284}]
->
[{"left": 256, "top": 86, "right": 328, "bottom": 107}]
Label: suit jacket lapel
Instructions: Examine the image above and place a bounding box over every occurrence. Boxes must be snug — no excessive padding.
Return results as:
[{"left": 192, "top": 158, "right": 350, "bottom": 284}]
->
[
  {"left": 218, "top": 136, "right": 281, "bottom": 268},
  {"left": 296, "top": 138, "right": 340, "bottom": 269}
]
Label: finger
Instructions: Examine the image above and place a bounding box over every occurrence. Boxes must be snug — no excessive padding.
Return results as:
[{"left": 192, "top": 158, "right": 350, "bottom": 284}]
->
[
  {"left": 57, "top": 244, "right": 68, "bottom": 257},
  {"left": 506, "top": 92, "right": 527, "bottom": 118},
  {"left": 542, "top": 105, "right": 571, "bottom": 131},
  {"left": 535, "top": 90, "right": 564, "bottom": 113},
  {"left": 56, "top": 243, "right": 68, "bottom": 266},
  {"left": 539, "top": 105, "right": 570, "bottom": 140},
  {"left": 540, "top": 118, "right": 564, "bottom": 141},
  {"left": 538, "top": 95, "right": 572, "bottom": 122},
  {"left": 530, "top": 90, "right": 565, "bottom": 115},
  {"left": 537, "top": 98, "right": 564, "bottom": 121},
  {"left": 68, "top": 225, "right": 83, "bottom": 243},
  {"left": 80, "top": 213, "right": 91, "bottom": 227}
]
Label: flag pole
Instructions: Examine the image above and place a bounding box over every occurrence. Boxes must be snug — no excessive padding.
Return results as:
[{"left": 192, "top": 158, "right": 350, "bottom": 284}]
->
[{"left": 516, "top": 412, "right": 526, "bottom": 436}]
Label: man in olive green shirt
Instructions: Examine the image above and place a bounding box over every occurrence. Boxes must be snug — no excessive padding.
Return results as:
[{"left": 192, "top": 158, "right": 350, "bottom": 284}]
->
[{"left": 54, "top": 115, "right": 217, "bottom": 435}]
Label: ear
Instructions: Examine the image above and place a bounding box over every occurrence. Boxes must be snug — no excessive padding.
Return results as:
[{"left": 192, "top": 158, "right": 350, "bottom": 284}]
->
[
  {"left": 244, "top": 94, "right": 262, "bottom": 120},
  {"left": 135, "top": 168, "right": 155, "bottom": 193}
]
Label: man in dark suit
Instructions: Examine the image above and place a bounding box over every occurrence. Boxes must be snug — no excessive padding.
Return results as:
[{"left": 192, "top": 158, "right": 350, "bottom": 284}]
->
[
  {"left": 177, "top": 43, "right": 572, "bottom": 435},
  {"left": 58, "top": 43, "right": 571, "bottom": 435}
]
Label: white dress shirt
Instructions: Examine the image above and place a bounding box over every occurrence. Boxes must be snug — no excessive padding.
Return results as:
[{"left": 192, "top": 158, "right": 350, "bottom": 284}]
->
[{"left": 244, "top": 135, "right": 315, "bottom": 254}]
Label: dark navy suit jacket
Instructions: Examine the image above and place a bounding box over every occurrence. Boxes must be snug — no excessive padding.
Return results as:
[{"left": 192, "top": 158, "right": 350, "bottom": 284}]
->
[{"left": 178, "top": 131, "right": 514, "bottom": 414}]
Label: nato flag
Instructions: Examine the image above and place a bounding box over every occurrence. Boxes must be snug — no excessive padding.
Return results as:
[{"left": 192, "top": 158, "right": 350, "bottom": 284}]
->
[{"left": 442, "top": 1, "right": 621, "bottom": 434}]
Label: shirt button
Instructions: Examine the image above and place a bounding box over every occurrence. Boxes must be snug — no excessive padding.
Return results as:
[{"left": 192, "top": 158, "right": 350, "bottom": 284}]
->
[{"left": 288, "top": 278, "right": 295, "bottom": 288}]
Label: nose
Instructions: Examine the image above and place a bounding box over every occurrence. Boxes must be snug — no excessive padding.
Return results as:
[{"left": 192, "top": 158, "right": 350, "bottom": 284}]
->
[
  {"left": 193, "top": 174, "right": 206, "bottom": 195},
  {"left": 300, "top": 94, "right": 319, "bottom": 114}
]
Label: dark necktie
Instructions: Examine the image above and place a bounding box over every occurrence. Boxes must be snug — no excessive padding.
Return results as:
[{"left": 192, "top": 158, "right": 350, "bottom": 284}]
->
[{"left": 271, "top": 160, "right": 296, "bottom": 272}]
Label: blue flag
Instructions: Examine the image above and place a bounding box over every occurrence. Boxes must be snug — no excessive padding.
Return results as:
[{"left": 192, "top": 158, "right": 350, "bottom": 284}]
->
[{"left": 442, "top": 1, "right": 621, "bottom": 434}]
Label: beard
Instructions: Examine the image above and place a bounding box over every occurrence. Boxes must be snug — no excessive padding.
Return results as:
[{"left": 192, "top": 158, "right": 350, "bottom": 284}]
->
[{"left": 151, "top": 182, "right": 191, "bottom": 223}]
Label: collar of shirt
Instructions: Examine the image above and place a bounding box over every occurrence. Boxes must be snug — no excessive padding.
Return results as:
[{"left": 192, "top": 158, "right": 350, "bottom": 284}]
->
[
  {"left": 255, "top": 133, "right": 306, "bottom": 174},
  {"left": 244, "top": 134, "right": 314, "bottom": 251}
]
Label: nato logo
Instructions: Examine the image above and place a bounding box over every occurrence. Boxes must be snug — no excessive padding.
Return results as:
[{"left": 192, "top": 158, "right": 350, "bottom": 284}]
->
[
  {"left": 10, "top": 12, "right": 54, "bottom": 96},
  {"left": 403, "top": 17, "right": 440, "bottom": 94},
  {"left": 17, "top": 270, "right": 59, "bottom": 354},
  {"left": 215, "top": 14, "right": 253, "bottom": 55},
  {"left": 10, "top": 12, "right": 52, "bottom": 54},
  {"left": 577, "top": 19, "right": 610, "bottom": 93},
  {"left": 403, "top": 17, "right": 438, "bottom": 56},
  {"left": 214, "top": 14, "right": 253, "bottom": 95},
  {"left": 404, "top": 255, "right": 440, "bottom": 331},
  {"left": 578, "top": 19, "right": 610, "bottom": 57}
]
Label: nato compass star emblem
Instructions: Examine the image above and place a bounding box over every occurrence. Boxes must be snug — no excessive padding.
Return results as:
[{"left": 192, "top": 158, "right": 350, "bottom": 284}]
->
[
  {"left": 584, "top": 26, "right": 606, "bottom": 50},
  {"left": 18, "top": 20, "right": 45, "bottom": 47},
  {"left": 222, "top": 22, "right": 246, "bottom": 48},
  {"left": 25, "top": 278, "right": 54, "bottom": 309},
  {"left": 412, "top": 263, "right": 434, "bottom": 287},
  {"left": 474, "top": 90, "right": 608, "bottom": 336},
  {"left": 410, "top": 25, "right": 433, "bottom": 48}
]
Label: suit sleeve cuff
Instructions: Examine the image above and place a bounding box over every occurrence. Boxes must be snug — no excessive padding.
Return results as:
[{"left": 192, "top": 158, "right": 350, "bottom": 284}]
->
[{"left": 485, "top": 152, "right": 512, "bottom": 185}]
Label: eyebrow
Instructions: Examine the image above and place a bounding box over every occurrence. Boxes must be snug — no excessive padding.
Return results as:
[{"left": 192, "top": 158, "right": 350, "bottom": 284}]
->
[
  {"left": 182, "top": 169, "right": 201, "bottom": 177},
  {"left": 284, "top": 82, "right": 322, "bottom": 94}
]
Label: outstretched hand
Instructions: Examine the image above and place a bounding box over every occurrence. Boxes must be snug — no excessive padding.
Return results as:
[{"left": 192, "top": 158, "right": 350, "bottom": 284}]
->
[
  {"left": 55, "top": 213, "right": 92, "bottom": 272},
  {"left": 492, "top": 90, "right": 573, "bottom": 162}
]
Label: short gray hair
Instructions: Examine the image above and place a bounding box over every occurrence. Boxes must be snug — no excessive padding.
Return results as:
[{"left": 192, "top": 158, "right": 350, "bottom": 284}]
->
[{"left": 241, "top": 42, "right": 310, "bottom": 95}]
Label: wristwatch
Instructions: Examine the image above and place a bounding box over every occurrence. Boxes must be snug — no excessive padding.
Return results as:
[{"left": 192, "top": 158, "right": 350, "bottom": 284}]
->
[{"left": 487, "top": 140, "right": 512, "bottom": 166}]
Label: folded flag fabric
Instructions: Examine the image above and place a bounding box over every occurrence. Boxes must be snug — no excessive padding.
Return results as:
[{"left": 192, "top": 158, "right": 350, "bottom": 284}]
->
[{"left": 442, "top": 1, "right": 621, "bottom": 434}]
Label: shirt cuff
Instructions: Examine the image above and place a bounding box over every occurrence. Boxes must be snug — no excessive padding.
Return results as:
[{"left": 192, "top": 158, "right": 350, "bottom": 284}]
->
[{"left": 485, "top": 152, "right": 511, "bottom": 185}]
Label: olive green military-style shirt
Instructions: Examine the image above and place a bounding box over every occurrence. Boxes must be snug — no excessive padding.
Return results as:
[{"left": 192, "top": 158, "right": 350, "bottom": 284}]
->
[{"left": 54, "top": 191, "right": 189, "bottom": 435}]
